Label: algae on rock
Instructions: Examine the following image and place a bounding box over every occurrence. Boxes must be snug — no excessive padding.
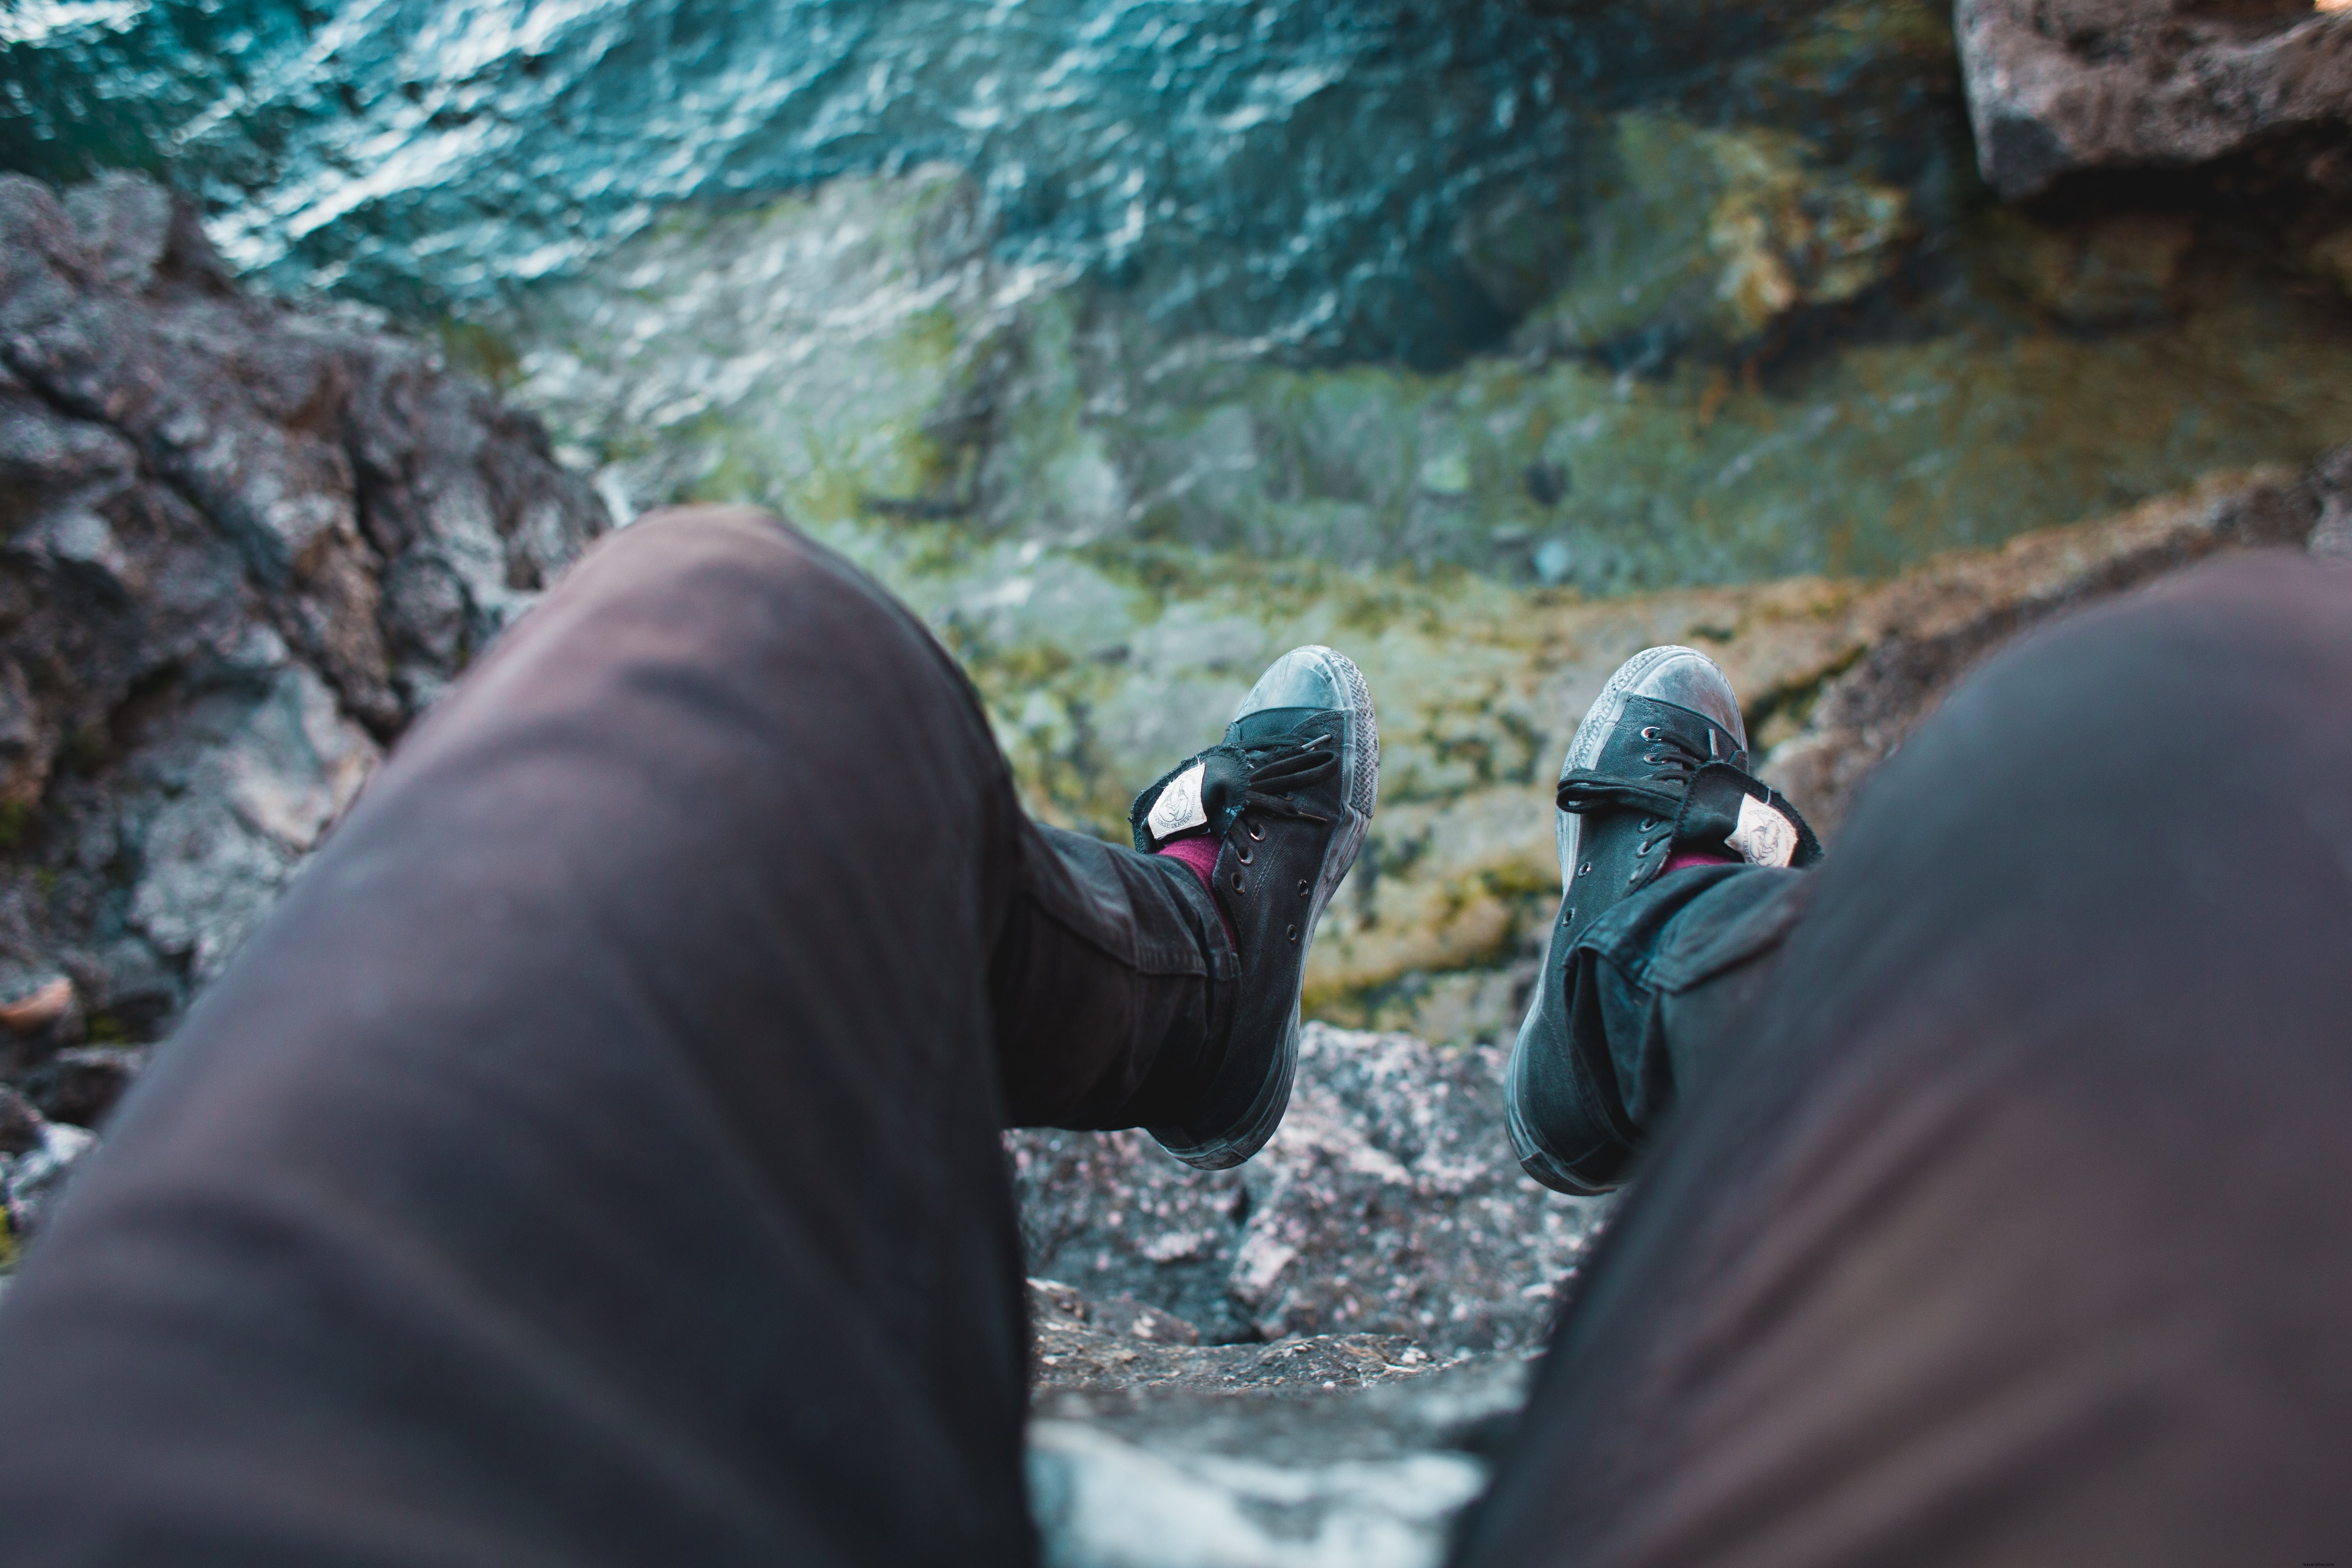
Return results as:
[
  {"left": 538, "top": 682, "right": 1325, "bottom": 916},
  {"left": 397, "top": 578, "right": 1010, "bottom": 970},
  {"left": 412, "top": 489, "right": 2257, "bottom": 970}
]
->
[
  {"left": 504, "top": 155, "right": 2352, "bottom": 600},
  {"left": 1492, "top": 113, "right": 1915, "bottom": 362}
]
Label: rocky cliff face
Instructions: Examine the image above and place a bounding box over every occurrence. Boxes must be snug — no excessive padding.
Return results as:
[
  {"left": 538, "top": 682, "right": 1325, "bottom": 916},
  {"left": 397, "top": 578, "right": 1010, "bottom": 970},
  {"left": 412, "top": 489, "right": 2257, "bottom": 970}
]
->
[{"left": 0, "top": 172, "right": 607, "bottom": 1173}]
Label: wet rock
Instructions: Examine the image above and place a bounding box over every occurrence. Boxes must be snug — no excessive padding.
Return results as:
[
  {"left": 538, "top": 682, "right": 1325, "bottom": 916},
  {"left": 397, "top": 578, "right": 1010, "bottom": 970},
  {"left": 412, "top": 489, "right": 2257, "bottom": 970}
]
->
[
  {"left": 0, "top": 170, "right": 608, "bottom": 1052},
  {"left": 1986, "top": 208, "right": 2198, "bottom": 326},
  {"left": 1958, "top": 0, "right": 2352, "bottom": 201},
  {"left": 1012, "top": 1024, "right": 1609, "bottom": 1351},
  {"left": 507, "top": 166, "right": 1013, "bottom": 531}
]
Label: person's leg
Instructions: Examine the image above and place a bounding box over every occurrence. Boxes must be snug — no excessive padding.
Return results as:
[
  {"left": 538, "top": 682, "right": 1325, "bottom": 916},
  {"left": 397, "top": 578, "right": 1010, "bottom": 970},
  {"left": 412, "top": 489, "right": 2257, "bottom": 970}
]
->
[
  {"left": 0, "top": 507, "right": 1228, "bottom": 1565},
  {"left": 1507, "top": 646, "right": 1820, "bottom": 1194},
  {"left": 1509, "top": 864, "right": 1812, "bottom": 1188},
  {"left": 994, "top": 635, "right": 1383, "bottom": 1156},
  {"left": 1460, "top": 551, "right": 2352, "bottom": 1565}
]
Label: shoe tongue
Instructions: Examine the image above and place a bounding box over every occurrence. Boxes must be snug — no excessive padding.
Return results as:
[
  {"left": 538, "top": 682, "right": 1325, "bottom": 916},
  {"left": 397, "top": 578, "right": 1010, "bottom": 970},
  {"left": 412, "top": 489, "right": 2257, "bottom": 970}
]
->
[
  {"left": 1199, "top": 750, "right": 1254, "bottom": 837},
  {"left": 1679, "top": 764, "right": 1801, "bottom": 868},
  {"left": 1225, "top": 707, "right": 1324, "bottom": 748},
  {"left": 1145, "top": 750, "right": 1255, "bottom": 843}
]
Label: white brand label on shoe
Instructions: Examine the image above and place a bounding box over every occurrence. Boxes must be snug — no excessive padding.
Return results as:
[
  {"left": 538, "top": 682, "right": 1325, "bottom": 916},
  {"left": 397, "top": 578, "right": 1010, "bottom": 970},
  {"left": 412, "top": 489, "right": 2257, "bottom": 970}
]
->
[
  {"left": 1727, "top": 793, "right": 1798, "bottom": 868},
  {"left": 1146, "top": 762, "right": 1210, "bottom": 842}
]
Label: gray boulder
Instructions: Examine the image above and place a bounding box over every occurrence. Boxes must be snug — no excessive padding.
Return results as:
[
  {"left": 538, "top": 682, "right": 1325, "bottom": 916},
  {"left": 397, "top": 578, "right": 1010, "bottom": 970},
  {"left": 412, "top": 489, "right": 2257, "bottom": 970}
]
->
[
  {"left": 1011, "top": 1023, "right": 1610, "bottom": 1352},
  {"left": 0, "top": 171, "right": 608, "bottom": 1093},
  {"left": 1958, "top": 0, "right": 2352, "bottom": 200},
  {"left": 1015, "top": 1024, "right": 1594, "bottom": 1568}
]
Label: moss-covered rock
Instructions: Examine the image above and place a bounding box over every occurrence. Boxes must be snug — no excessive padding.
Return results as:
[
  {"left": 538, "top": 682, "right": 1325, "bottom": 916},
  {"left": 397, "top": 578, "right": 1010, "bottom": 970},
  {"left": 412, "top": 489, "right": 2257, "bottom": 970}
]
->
[
  {"left": 1493, "top": 113, "right": 1914, "bottom": 361},
  {"left": 504, "top": 154, "right": 2352, "bottom": 597}
]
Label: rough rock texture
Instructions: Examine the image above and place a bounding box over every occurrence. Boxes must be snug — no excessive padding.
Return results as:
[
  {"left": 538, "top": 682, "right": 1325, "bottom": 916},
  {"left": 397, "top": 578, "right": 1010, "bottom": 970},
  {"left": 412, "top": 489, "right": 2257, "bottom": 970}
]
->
[
  {"left": 1011, "top": 1023, "right": 1608, "bottom": 1351},
  {"left": 1760, "top": 457, "right": 2326, "bottom": 836},
  {"left": 1958, "top": 0, "right": 2352, "bottom": 200},
  {"left": 0, "top": 171, "right": 607, "bottom": 1120},
  {"left": 1029, "top": 1276, "right": 1449, "bottom": 1399}
]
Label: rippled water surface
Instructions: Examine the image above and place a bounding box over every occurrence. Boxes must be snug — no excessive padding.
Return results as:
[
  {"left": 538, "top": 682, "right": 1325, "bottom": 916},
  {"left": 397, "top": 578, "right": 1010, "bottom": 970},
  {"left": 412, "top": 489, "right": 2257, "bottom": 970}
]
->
[
  {"left": 11, "top": 0, "right": 2352, "bottom": 597},
  {"left": 0, "top": 0, "right": 1721, "bottom": 364}
]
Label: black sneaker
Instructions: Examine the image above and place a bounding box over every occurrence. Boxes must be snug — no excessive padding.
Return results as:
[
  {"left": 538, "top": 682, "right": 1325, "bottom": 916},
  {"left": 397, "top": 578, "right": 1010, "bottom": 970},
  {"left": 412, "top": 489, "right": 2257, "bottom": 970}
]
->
[
  {"left": 1507, "top": 645, "right": 1820, "bottom": 1194},
  {"left": 1129, "top": 646, "right": 1378, "bottom": 1170}
]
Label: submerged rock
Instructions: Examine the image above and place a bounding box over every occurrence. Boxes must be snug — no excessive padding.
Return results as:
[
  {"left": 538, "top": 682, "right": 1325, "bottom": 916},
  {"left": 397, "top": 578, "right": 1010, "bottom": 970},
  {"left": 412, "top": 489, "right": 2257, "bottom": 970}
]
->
[
  {"left": 1982, "top": 207, "right": 2199, "bottom": 327},
  {"left": 1492, "top": 114, "right": 1914, "bottom": 363},
  {"left": 508, "top": 155, "right": 2352, "bottom": 603},
  {"left": 1959, "top": 0, "right": 2352, "bottom": 200}
]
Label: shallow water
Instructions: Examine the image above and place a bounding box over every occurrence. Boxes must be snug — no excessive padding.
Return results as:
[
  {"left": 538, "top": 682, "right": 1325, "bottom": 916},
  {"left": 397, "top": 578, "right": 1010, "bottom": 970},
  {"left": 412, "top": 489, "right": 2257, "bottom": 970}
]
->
[
  {"left": 9, "top": 0, "right": 2352, "bottom": 597},
  {"left": 0, "top": 0, "right": 1686, "bottom": 366}
]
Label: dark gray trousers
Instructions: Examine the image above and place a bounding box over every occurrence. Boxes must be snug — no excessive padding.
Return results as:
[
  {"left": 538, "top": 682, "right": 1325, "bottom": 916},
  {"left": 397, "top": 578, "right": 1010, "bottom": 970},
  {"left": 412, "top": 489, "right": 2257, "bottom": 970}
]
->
[
  {"left": 0, "top": 511, "right": 2346, "bottom": 1565},
  {"left": 0, "top": 508, "right": 1232, "bottom": 1566},
  {"left": 1456, "top": 549, "right": 2352, "bottom": 1565}
]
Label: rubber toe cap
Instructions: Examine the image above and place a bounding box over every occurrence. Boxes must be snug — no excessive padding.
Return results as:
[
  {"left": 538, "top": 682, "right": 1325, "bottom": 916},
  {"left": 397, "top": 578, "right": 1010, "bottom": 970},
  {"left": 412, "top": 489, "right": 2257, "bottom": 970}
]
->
[{"left": 1234, "top": 646, "right": 1349, "bottom": 723}]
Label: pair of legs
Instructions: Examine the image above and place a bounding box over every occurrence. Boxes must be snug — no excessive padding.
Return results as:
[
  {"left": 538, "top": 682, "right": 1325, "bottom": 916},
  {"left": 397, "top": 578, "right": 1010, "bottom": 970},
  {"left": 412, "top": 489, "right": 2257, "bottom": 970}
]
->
[{"left": 0, "top": 508, "right": 2345, "bottom": 1561}]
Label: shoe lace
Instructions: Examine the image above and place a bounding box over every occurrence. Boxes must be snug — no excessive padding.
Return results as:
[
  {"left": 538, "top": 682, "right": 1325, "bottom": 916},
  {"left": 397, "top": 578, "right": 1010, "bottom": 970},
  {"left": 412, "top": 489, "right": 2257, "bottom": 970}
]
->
[
  {"left": 1230, "top": 728, "right": 1339, "bottom": 826},
  {"left": 1555, "top": 724, "right": 1710, "bottom": 860}
]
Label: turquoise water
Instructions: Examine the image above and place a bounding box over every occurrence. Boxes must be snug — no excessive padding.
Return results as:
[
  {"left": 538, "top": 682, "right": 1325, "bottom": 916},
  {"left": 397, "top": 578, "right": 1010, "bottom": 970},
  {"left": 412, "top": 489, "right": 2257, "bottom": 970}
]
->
[
  {"left": 11, "top": 0, "right": 2351, "bottom": 596},
  {"left": 0, "top": 0, "right": 1761, "bottom": 366}
]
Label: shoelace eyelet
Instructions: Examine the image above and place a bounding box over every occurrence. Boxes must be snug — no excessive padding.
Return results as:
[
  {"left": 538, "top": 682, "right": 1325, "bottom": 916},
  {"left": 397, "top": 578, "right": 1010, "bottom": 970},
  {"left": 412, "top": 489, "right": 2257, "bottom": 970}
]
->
[
  {"left": 1285, "top": 923, "right": 1298, "bottom": 943},
  {"left": 1641, "top": 726, "right": 1661, "bottom": 739},
  {"left": 1578, "top": 862, "right": 1592, "bottom": 876},
  {"left": 1296, "top": 879, "right": 1310, "bottom": 897},
  {"left": 1230, "top": 870, "right": 1245, "bottom": 893},
  {"left": 1237, "top": 845, "right": 1253, "bottom": 865},
  {"left": 1246, "top": 821, "right": 1265, "bottom": 842}
]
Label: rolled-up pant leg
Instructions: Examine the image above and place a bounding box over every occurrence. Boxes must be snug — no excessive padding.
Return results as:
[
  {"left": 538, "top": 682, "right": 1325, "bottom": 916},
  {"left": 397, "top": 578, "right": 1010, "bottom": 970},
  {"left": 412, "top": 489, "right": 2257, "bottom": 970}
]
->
[
  {"left": 1460, "top": 551, "right": 2352, "bottom": 1565},
  {"left": 0, "top": 507, "right": 1221, "bottom": 1566},
  {"left": 1516, "top": 864, "right": 1813, "bottom": 1188}
]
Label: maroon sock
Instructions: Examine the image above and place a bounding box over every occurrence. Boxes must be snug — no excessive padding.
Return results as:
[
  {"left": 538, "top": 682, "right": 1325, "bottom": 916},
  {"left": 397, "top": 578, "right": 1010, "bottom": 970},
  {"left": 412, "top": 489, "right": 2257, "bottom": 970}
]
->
[
  {"left": 1156, "top": 836, "right": 1239, "bottom": 949},
  {"left": 1661, "top": 845, "right": 1742, "bottom": 876}
]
